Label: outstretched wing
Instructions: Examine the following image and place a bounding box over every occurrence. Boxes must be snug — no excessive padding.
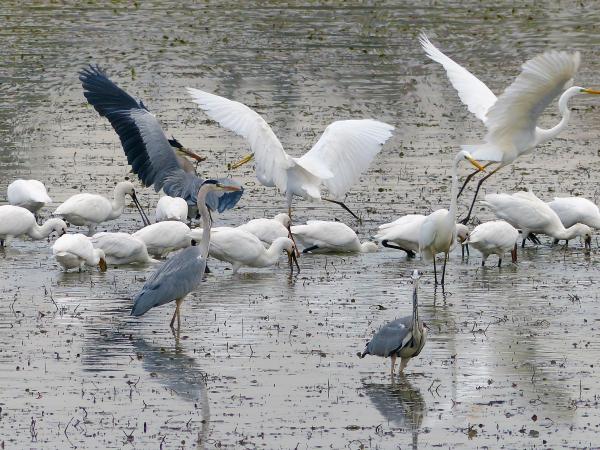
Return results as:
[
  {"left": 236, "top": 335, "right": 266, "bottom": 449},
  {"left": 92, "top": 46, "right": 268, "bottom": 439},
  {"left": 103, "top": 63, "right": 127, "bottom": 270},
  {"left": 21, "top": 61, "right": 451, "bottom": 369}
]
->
[
  {"left": 163, "top": 174, "right": 244, "bottom": 213},
  {"left": 187, "top": 88, "right": 292, "bottom": 193},
  {"left": 296, "top": 120, "right": 394, "bottom": 200},
  {"left": 485, "top": 51, "right": 580, "bottom": 145},
  {"left": 420, "top": 33, "right": 497, "bottom": 123}
]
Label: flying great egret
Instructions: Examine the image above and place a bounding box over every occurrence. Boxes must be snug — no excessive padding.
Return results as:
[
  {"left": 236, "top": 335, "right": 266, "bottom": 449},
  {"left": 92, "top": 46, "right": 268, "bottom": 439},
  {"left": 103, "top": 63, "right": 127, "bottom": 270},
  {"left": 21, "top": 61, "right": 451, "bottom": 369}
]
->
[
  {"left": 79, "top": 65, "right": 244, "bottom": 217},
  {"left": 0, "top": 205, "right": 67, "bottom": 247},
  {"left": 90, "top": 232, "right": 156, "bottom": 265},
  {"left": 131, "top": 180, "right": 243, "bottom": 330},
  {"left": 420, "top": 33, "right": 600, "bottom": 223},
  {"left": 54, "top": 181, "right": 149, "bottom": 236},
  {"left": 463, "top": 220, "right": 519, "bottom": 267},
  {"left": 481, "top": 190, "right": 592, "bottom": 250},
  {"left": 53, "top": 233, "right": 107, "bottom": 272},
  {"left": 7, "top": 179, "right": 52, "bottom": 216},
  {"left": 132, "top": 221, "right": 192, "bottom": 258},
  {"left": 186, "top": 88, "right": 394, "bottom": 223},
  {"left": 359, "top": 270, "right": 427, "bottom": 376},
  {"left": 419, "top": 150, "right": 486, "bottom": 285},
  {"left": 290, "top": 220, "right": 378, "bottom": 254},
  {"left": 155, "top": 196, "right": 189, "bottom": 222}
]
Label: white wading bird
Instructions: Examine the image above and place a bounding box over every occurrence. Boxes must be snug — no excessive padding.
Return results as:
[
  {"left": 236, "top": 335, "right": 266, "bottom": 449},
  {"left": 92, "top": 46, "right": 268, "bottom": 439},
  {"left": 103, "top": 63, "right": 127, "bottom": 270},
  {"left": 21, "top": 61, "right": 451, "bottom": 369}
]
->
[
  {"left": 420, "top": 33, "right": 600, "bottom": 223},
  {"left": 548, "top": 197, "right": 600, "bottom": 244},
  {"left": 463, "top": 220, "right": 519, "bottom": 267},
  {"left": 291, "top": 220, "right": 378, "bottom": 254},
  {"left": 0, "top": 205, "right": 67, "bottom": 247},
  {"left": 132, "top": 221, "right": 192, "bottom": 258},
  {"left": 53, "top": 233, "right": 107, "bottom": 272},
  {"left": 237, "top": 213, "right": 291, "bottom": 246},
  {"left": 90, "top": 232, "right": 156, "bottom": 265},
  {"left": 190, "top": 228, "right": 297, "bottom": 274},
  {"left": 359, "top": 270, "right": 427, "bottom": 376},
  {"left": 155, "top": 196, "right": 188, "bottom": 222},
  {"left": 7, "top": 179, "right": 52, "bottom": 216},
  {"left": 187, "top": 88, "right": 394, "bottom": 224},
  {"left": 54, "top": 181, "right": 149, "bottom": 236},
  {"left": 481, "top": 191, "right": 592, "bottom": 250},
  {"left": 418, "top": 150, "right": 486, "bottom": 285}
]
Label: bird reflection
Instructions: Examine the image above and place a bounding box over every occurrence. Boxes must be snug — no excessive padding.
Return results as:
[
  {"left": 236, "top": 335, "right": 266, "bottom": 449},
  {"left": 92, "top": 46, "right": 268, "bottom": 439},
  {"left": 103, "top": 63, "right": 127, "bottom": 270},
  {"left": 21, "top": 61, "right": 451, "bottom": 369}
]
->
[{"left": 363, "top": 378, "right": 425, "bottom": 449}]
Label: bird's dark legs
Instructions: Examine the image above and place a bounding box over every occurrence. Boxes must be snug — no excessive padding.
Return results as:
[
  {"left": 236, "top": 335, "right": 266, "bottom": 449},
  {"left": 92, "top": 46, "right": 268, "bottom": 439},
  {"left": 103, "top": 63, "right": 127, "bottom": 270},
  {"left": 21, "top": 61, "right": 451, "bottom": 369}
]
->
[
  {"left": 433, "top": 256, "right": 438, "bottom": 285},
  {"left": 170, "top": 297, "right": 184, "bottom": 329},
  {"left": 521, "top": 237, "right": 527, "bottom": 248},
  {"left": 498, "top": 257, "right": 502, "bottom": 268},
  {"left": 511, "top": 244, "right": 518, "bottom": 263},
  {"left": 441, "top": 252, "right": 448, "bottom": 286},
  {"left": 0, "top": 239, "right": 3, "bottom": 247},
  {"left": 461, "top": 243, "right": 469, "bottom": 259},
  {"left": 381, "top": 240, "right": 416, "bottom": 258},
  {"left": 322, "top": 198, "right": 361, "bottom": 222},
  {"left": 481, "top": 259, "right": 485, "bottom": 267},
  {"left": 287, "top": 207, "right": 300, "bottom": 257},
  {"left": 390, "top": 353, "right": 397, "bottom": 376},
  {"left": 458, "top": 162, "right": 495, "bottom": 198},
  {"left": 460, "top": 166, "right": 502, "bottom": 224},
  {"left": 288, "top": 252, "right": 300, "bottom": 274},
  {"left": 399, "top": 357, "right": 409, "bottom": 374}
]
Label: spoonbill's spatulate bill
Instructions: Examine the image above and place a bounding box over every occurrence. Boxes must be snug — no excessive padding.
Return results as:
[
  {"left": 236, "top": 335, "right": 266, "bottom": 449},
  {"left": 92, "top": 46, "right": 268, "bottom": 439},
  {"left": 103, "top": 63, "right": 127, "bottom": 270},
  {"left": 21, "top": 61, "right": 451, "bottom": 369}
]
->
[
  {"left": 0, "top": 205, "right": 67, "bottom": 247},
  {"left": 420, "top": 33, "right": 600, "bottom": 223}
]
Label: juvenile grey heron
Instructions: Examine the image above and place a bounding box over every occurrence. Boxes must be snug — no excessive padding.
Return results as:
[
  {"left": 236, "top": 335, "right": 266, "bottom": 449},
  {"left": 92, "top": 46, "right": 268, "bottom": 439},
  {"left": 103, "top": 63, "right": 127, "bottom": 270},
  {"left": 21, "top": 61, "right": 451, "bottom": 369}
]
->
[
  {"left": 359, "top": 270, "right": 428, "bottom": 376},
  {"left": 79, "top": 65, "right": 244, "bottom": 216},
  {"left": 131, "top": 179, "right": 242, "bottom": 330}
]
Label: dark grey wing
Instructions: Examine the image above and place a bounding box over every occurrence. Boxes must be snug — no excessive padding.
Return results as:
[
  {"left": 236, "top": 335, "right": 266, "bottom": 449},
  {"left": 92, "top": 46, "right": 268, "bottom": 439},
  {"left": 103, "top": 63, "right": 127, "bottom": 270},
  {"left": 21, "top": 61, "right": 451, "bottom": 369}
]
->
[
  {"left": 365, "top": 316, "right": 413, "bottom": 357},
  {"left": 164, "top": 174, "right": 244, "bottom": 212},
  {"left": 131, "top": 246, "right": 205, "bottom": 316},
  {"left": 79, "top": 65, "right": 181, "bottom": 191}
]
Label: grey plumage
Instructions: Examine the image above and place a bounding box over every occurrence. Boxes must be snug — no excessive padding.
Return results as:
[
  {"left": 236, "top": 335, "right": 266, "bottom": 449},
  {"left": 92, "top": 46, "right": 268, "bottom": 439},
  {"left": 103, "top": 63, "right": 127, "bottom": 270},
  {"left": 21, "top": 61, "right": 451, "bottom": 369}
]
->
[{"left": 79, "top": 65, "right": 243, "bottom": 212}]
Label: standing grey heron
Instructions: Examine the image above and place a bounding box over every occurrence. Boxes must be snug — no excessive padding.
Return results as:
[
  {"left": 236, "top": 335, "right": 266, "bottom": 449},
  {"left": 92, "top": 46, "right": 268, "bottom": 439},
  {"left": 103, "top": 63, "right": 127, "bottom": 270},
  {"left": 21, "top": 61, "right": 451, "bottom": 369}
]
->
[
  {"left": 131, "top": 179, "right": 242, "bottom": 330},
  {"left": 359, "top": 270, "right": 428, "bottom": 376},
  {"left": 79, "top": 65, "right": 244, "bottom": 216}
]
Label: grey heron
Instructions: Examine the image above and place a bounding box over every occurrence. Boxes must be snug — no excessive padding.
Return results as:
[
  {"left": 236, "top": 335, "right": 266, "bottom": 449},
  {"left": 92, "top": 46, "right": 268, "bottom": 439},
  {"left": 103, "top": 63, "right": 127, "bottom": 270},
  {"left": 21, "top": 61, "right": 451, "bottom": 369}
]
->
[
  {"left": 79, "top": 65, "right": 244, "bottom": 217},
  {"left": 131, "top": 179, "right": 242, "bottom": 330},
  {"left": 359, "top": 270, "right": 427, "bottom": 376}
]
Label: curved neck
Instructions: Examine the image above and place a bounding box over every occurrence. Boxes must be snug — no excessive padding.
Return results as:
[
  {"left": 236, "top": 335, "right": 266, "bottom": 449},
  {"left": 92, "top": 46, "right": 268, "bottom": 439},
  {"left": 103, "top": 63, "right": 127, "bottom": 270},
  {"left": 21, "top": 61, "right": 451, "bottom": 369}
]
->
[
  {"left": 266, "top": 239, "right": 290, "bottom": 263},
  {"left": 196, "top": 186, "right": 212, "bottom": 261},
  {"left": 89, "top": 249, "right": 101, "bottom": 266},
  {"left": 28, "top": 220, "right": 57, "bottom": 239},
  {"left": 412, "top": 280, "right": 420, "bottom": 329},
  {"left": 110, "top": 187, "right": 128, "bottom": 218},
  {"left": 555, "top": 224, "right": 585, "bottom": 240},
  {"left": 536, "top": 87, "right": 578, "bottom": 144}
]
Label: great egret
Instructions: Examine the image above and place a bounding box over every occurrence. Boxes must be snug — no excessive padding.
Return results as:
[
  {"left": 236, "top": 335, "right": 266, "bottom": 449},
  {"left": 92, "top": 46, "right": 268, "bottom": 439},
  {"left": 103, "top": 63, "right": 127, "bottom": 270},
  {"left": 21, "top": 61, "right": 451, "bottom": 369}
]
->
[
  {"left": 155, "top": 196, "right": 188, "bottom": 222},
  {"left": 53, "top": 233, "right": 107, "bottom": 272},
  {"left": 132, "top": 221, "right": 192, "bottom": 258},
  {"left": 481, "top": 191, "right": 592, "bottom": 250},
  {"left": 7, "top": 179, "right": 52, "bottom": 216},
  {"left": 186, "top": 88, "right": 394, "bottom": 223},
  {"left": 189, "top": 228, "right": 297, "bottom": 274},
  {"left": 237, "top": 213, "right": 291, "bottom": 246},
  {"left": 419, "top": 150, "right": 486, "bottom": 285},
  {"left": 54, "top": 181, "right": 149, "bottom": 236},
  {"left": 0, "top": 205, "right": 67, "bottom": 247},
  {"left": 290, "top": 220, "right": 378, "bottom": 254},
  {"left": 79, "top": 65, "right": 244, "bottom": 217},
  {"left": 420, "top": 33, "right": 600, "bottom": 223},
  {"left": 90, "top": 232, "right": 156, "bottom": 265},
  {"left": 131, "top": 180, "right": 243, "bottom": 330},
  {"left": 463, "top": 220, "right": 519, "bottom": 267},
  {"left": 359, "top": 270, "right": 427, "bottom": 376}
]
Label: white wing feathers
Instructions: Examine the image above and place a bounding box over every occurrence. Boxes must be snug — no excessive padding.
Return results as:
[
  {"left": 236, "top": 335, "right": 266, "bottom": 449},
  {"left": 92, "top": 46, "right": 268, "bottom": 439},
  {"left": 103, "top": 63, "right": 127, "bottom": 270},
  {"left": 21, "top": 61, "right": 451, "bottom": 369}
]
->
[
  {"left": 297, "top": 119, "right": 394, "bottom": 200},
  {"left": 186, "top": 88, "right": 292, "bottom": 192},
  {"left": 419, "top": 33, "right": 497, "bottom": 123}
]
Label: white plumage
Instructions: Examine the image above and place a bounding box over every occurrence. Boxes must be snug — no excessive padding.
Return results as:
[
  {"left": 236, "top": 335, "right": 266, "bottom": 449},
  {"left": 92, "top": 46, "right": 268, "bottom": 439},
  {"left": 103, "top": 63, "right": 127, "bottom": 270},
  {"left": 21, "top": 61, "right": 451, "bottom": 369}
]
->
[
  {"left": 237, "top": 213, "right": 291, "bottom": 246},
  {"left": 0, "top": 205, "right": 67, "bottom": 246},
  {"left": 132, "top": 221, "right": 192, "bottom": 258},
  {"left": 291, "top": 220, "right": 377, "bottom": 254},
  {"left": 7, "top": 179, "right": 52, "bottom": 214},
  {"left": 464, "top": 220, "right": 519, "bottom": 266},
  {"left": 374, "top": 215, "right": 425, "bottom": 256},
  {"left": 53, "top": 233, "right": 107, "bottom": 272},
  {"left": 90, "top": 232, "right": 155, "bottom": 265},
  {"left": 155, "top": 196, "right": 188, "bottom": 222},
  {"left": 548, "top": 197, "right": 600, "bottom": 229}
]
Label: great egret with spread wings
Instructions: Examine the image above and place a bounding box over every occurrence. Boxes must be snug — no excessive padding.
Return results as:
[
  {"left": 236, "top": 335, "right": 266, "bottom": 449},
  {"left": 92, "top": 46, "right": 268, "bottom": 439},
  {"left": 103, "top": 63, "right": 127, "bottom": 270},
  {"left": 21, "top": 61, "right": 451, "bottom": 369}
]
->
[
  {"left": 420, "top": 33, "right": 600, "bottom": 223},
  {"left": 186, "top": 88, "right": 394, "bottom": 224}
]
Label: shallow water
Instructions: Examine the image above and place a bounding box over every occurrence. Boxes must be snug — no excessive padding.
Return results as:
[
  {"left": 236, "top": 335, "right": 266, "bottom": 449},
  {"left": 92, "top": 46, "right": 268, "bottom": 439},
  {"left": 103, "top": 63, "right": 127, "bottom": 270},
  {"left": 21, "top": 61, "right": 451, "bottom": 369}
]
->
[{"left": 2, "top": 1, "right": 600, "bottom": 448}]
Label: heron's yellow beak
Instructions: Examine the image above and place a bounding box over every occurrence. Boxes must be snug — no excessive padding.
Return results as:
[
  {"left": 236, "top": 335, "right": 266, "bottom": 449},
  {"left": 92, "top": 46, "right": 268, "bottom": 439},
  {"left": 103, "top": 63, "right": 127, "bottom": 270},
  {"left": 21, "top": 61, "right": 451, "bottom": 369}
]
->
[
  {"left": 178, "top": 147, "right": 206, "bottom": 162},
  {"left": 216, "top": 183, "right": 243, "bottom": 192},
  {"left": 581, "top": 88, "right": 600, "bottom": 95},
  {"left": 467, "top": 156, "right": 486, "bottom": 172},
  {"left": 229, "top": 153, "right": 254, "bottom": 170}
]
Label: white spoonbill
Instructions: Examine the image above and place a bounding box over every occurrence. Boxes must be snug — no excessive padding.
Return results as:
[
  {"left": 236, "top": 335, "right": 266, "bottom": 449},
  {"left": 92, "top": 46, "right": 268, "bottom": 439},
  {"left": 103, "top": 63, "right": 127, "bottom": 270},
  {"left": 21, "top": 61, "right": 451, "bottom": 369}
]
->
[
  {"left": 90, "top": 232, "right": 156, "bottom": 265},
  {"left": 420, "top": 33, "right": 600, "bottom": 223},
  {"left": 187, "top": 88, "right": 394, "bottom": 222},
  {"left": 374, "top": 215, "right": 425, "bottom": 257},
  {"left": 0, "top": 205, "right": 67, "bottom": 247},
  {"left": 155, "top": 196, "right": 188, "bottom": 222},
  {"left": 190, "top": 228, "right": 297, "bottom": 274},
  {"left": 419, "top": 150, "right": 486, "bottom": 285},
  {"left": 132, "top": 221, "right": 192, "bottom": 258},
  {"left": 7, "top": 179, "right": 52, "bottom": 215},
  {"left": 481, "top": 191, "right": 592, "bottom": 250},
  {"left": 237, "top": 213, "right": 290, "bottom": 246},
  {"left": 52, "top": 233, "right": 107, "bottom": 272},
  {"left": 291, "top": 220, "right": 377, "bottom": 254},
  {"left": 549, "top": 197, "right": 600, "bottom": 229},
  {"left": 54, "top": 181, "right": 149, "bottom": 235},
  {"left": 463, "top": 221, "right": 519, "bottom": 267}
]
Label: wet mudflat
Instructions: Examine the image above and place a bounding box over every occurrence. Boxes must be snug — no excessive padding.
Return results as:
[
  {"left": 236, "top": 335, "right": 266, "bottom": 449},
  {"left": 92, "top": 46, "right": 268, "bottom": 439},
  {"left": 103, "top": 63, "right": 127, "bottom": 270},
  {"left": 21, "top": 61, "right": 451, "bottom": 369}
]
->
[{"left": 2, "top": 1, "right": 600, "bottom": 448}]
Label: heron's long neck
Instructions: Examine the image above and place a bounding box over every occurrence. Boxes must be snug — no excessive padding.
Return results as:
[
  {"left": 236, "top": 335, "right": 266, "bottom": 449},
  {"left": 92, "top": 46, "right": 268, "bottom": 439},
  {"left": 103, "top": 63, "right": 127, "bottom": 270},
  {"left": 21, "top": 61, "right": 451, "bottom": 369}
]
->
[
  {"left": 412, "top": 281, "right": 420, "bottom": 332},
  {"left": 28, "top": 220, "right": 57, "bottom": 239},
  {"left": 197, "top": 187, "right": 212, "bottom": 261},
  {"left": 536, "top": 88, "right": 577, "bottom": 145}
]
